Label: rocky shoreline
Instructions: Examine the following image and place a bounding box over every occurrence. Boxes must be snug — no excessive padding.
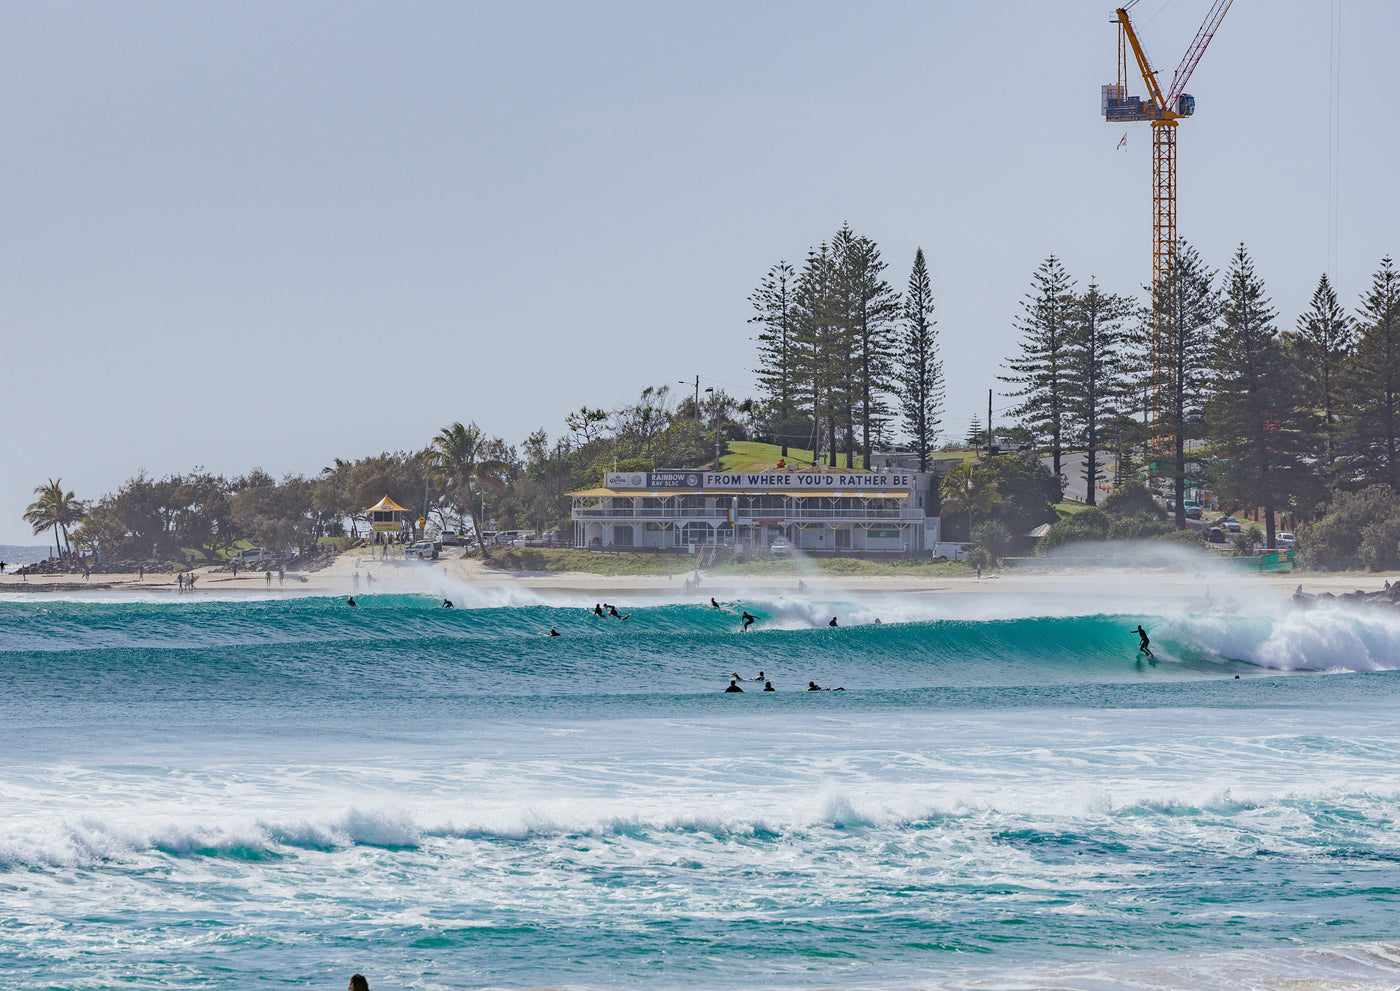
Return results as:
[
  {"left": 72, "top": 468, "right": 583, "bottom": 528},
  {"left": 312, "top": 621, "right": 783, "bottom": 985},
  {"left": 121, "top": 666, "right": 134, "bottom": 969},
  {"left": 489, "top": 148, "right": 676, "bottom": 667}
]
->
[{"left": 1292, "top": 581, "right": 1400, "bottom": 609}]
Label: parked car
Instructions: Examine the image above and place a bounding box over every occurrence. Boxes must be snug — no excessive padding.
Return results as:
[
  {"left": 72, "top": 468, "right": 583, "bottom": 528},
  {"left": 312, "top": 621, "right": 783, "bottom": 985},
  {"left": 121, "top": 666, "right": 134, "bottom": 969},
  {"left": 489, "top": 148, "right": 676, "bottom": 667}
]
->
[
  {"left": 770, "top": 537, "right": 792, "bottom": 556},
  {"left": 1207, "top": 526, "right": 1225, "bottom": 543},
  {"left": 1220, "top": 516, "right": 1241, "bottom": 532},
  {"left": 439, "top": 530, "right": 460, "bottom": 546},
  {"left": 1183, "top": 501, "right": 1203, "bottom": 519},
  {"left": 235, "top": 547, "right": 268, "bottom": 561},
  {"left": 404, "top": 541, "right": 439, "bottom": 560},
  {"left": 1275, "top": 532, "right": 1296, "bottom": 550}
]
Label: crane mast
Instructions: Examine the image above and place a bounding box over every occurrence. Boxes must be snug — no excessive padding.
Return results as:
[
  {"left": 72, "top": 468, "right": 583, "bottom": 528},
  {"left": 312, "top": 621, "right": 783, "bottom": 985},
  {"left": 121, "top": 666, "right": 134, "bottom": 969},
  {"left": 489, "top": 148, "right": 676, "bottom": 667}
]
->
[
  {"left": 1103, "top": 2, "right": 1232, "bottom": 290},
  {"left": 1101, "top": 1, "right": 1232, "bottom": 437}
]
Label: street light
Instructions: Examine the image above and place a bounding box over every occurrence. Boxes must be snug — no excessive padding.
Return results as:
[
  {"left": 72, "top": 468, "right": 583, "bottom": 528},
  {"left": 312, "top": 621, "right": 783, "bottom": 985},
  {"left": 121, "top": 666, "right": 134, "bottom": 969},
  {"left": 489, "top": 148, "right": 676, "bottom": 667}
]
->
[{"left": 677, "top": 376, "right": 715, "bottom": 420}]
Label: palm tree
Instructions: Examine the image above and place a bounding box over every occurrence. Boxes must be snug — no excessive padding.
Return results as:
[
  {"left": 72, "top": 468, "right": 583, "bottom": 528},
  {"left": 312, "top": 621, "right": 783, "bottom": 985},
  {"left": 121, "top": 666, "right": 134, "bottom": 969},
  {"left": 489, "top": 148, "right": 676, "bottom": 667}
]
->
[
  {"left": 24, "top": 478, "right": 85, "bottom": 558},
  {"left": 426, "top": 422, "right": 507, "bottom": 554},
  {"left": 939, "top": 463, "right": 1000, "bottom": 543}
]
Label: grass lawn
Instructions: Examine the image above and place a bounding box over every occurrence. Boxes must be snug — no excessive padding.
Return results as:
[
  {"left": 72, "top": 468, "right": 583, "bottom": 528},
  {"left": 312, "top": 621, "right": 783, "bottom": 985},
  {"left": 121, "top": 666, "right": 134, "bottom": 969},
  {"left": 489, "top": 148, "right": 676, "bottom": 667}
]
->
[
  {"left": 721, "top": 440, "right": 986, "bottom": 472},
  {"left": 481, "top": 546, "right": 973, "bottom": 577},
  {"left": 720, "top": 441, "right": 863, "bottom": 472}
]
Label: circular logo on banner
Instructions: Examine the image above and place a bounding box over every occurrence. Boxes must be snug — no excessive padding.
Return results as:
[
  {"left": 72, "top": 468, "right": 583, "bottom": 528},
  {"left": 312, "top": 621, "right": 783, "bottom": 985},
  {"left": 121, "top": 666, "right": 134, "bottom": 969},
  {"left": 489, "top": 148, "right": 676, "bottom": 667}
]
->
[
  {"left": 629, "top": 473, "right": 644, "bottom": 487},
  {"left": 686, "top": 473, "right": 700, "bottom": 486}
]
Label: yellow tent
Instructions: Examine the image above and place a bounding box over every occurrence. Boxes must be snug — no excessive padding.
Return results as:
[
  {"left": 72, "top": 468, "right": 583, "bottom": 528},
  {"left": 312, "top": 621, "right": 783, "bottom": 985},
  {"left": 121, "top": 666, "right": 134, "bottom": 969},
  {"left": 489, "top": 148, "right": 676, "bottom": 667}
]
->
[{"left": 367, "top": 495, "right": 410, "bottom": 532}]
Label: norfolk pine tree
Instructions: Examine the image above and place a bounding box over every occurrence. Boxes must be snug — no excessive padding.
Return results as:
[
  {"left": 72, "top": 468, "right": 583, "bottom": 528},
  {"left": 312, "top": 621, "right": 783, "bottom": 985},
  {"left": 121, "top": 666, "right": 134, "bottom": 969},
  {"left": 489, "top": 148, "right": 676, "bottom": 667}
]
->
[
  {"left": 896, "top": 248, "right": 945, "bottom": 471},
  {"left": 834, "top": 226, "right": 901, "bottom": 468},
  {"left": 1144, "top": 240, "right": 1217, "bottom": 530},
  {"left": 792, "top": 243, "right": 846, "bottom": 465},
  {"left": 1064, "top": 280, "right": 1134, "bottom": 507},
  {"left": 1341, "top": 258, "right": 1400, "bottom": 487},
  {"left": 1002, "top": 256, "right": 1076, "bottom": 486},
  {"left": 1287, "top": 274, "right": 1354, "bottom": 479},
  {"left": 749, "top": 261, "right": 798, "bottom": 456},
  {"left": 1205, "top": 245, "right": 1309, "bottom": 549}
]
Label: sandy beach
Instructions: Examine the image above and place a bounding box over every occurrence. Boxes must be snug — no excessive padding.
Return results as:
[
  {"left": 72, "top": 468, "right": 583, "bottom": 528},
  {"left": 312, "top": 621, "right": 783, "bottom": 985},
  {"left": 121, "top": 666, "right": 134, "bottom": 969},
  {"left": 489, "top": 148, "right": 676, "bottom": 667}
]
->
[{"left": 2, "top": 549, "right": 1395, "bottom": 605}]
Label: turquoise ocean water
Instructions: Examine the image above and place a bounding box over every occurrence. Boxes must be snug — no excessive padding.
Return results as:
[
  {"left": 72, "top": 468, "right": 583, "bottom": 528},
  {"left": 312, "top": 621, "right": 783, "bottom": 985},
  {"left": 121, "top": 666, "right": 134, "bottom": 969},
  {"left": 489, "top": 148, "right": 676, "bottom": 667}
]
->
[{"left": 4, "top": 578, "right": 1400, "bottom": 989}]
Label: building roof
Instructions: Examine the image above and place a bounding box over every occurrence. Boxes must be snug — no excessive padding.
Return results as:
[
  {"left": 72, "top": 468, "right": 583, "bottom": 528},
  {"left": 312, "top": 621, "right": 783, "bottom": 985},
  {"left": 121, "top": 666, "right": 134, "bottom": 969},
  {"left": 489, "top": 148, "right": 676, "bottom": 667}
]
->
[
  {"left": 366, "top": 495, "right": 410, "bottom": 513},
  {"left": 569, "top": 488, "right": 909, "bottom": 499}
]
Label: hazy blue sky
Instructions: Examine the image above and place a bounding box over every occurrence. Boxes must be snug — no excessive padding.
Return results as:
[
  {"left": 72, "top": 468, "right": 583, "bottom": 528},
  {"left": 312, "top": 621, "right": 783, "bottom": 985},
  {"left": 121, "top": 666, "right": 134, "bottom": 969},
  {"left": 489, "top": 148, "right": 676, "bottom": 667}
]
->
[{"left": 2, "top": 1, "right": 1392, "bottom": 547}]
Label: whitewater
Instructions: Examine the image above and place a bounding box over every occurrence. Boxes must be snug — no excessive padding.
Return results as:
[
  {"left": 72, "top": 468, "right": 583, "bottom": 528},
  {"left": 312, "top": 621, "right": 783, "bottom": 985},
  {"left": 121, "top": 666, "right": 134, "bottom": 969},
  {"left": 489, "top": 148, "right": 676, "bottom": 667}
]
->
[{"left": 5, "top": 574, "right": 1400, "bottom": 990}]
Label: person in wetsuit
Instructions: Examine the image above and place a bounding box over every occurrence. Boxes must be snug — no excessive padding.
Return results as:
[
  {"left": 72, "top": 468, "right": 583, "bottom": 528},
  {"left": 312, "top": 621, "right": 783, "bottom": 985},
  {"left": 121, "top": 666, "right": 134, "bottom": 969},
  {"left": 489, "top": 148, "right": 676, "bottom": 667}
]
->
[
  {"left": 347, "top": 597, "right": 356, "bottom": 608},
  {"left": 741, "top": 611, "right": 756, "bottom": 631},
  {"left": 442, "top": 599, "right": 454, "bottom": 608},
  {"left": 828, "top": 617, "right": 838, "bottom": 627},
  {"left": 550, "top": 628, "right": 561, "bottom": 636},
  {"left": 725, "top": 679, "right": 744, "bottom": 693},
  {"left": 763, "top": 681, "right": 775, "bottom": 692},
  {"left": 1135, "top": 624, "right": 1154, "bottom": 659},
  {"left": 594, "top": 603, "right": 604, "bottom": 617},
  {"left": 711, "top": 597, "right": 721, "bottom": 610}
]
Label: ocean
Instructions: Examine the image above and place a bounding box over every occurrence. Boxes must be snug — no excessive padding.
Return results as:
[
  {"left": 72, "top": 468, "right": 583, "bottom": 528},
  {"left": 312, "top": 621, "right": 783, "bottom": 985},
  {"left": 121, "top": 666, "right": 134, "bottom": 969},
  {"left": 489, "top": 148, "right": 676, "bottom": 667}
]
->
[{"left": 4, "top": 574, "right": 1400, "bottom": 990}]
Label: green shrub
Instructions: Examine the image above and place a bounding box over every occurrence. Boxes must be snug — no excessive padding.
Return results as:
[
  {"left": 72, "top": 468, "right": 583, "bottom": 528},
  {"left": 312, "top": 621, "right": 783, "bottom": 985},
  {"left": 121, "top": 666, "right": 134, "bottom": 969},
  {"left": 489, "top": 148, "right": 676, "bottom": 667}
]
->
[{"left": 1101, "top": 481, "right": 1167, "bottom": 520}]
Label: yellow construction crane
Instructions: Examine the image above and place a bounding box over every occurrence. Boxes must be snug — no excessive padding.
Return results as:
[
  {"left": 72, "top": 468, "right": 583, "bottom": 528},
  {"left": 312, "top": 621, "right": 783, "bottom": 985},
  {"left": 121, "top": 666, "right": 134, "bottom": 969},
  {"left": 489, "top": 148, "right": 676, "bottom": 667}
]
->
[{"left": 1102, "top": 1, "right": 1233, "bottom": 292}]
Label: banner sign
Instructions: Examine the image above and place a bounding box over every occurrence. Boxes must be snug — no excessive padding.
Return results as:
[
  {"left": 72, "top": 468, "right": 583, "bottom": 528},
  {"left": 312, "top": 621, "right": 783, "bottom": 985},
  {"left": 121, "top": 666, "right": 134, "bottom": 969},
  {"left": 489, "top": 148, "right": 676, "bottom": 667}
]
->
[{"left": 605, "top": 471, "right": 914, "bottom": 491}]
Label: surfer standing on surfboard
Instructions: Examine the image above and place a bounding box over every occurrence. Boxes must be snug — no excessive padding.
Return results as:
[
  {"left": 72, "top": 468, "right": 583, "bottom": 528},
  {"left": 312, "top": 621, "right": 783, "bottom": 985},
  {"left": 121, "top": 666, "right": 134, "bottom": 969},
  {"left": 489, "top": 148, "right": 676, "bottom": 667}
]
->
[{"left": 1135, "top": 625, "right": 1154, "bottom": 660}]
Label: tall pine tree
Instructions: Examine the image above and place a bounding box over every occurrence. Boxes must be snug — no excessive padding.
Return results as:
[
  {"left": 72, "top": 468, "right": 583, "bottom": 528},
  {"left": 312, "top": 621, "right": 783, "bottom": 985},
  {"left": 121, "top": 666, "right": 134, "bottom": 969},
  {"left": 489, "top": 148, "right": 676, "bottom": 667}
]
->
[
  {"left": 1002, "top": 256, "right": 1076, "bottom": 485},
  {"left": 1064, "top": 281, "right": 1134, "bottom": 506},
  {"left": 1341, "top": 258, "right": 1400, "bottom": 487},
  {"left": 1205, "top": 244, "right": 1307, "bottom": 548},
  {"left": 1143, "top": 240, "right": 1217, "bottom": 529},
  {"left": 895, "top": 248, "right": 945, "bottom": 471},
  {"left": 1288, "top": 274, "right": 1354, "bottom": 479},
  {"left": 792, "top": 243, "right": 846, "bottom": 466},
  {"left": 834, "top": 225, "right": 901, "bottom": 468},
  {"left": 749, "top": 261, "right": 798, "bottom": 455}
]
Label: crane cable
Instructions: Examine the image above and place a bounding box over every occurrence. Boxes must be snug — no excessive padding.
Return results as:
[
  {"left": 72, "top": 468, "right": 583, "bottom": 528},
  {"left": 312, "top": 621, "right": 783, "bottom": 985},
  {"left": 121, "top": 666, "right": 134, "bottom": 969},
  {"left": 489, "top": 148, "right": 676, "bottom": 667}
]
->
[{"left": 1328, "top": 0, "right": 1342, "bottom": 281}]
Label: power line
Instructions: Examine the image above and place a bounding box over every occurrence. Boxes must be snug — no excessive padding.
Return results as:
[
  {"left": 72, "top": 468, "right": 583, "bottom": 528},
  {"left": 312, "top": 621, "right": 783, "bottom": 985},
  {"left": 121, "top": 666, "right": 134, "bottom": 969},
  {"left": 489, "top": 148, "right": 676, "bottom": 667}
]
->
[{"left": 1328, "top": 0, "right": 1342, "bottom": 281}]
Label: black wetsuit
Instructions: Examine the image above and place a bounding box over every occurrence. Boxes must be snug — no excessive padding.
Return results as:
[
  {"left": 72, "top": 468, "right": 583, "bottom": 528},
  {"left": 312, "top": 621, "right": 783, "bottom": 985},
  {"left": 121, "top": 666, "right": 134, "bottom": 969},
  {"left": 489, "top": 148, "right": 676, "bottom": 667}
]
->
[
  {"left": 828, "top": 617, "right": 838, "bottom": 627},
  {"left": 1136, "top": 625, "right": 1154, "bottom": 658},
  {"left": 725, "top": 681, "right": 744, "bottom": 693},
  {"left": 742, "top": 612, "right": 755, "bottom": 631}
]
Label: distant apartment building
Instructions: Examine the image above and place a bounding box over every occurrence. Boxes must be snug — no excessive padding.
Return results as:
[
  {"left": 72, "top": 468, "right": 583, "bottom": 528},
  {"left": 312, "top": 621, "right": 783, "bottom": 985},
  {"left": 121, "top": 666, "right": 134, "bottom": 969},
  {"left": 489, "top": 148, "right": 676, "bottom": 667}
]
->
[{"left": 569, "top": 468, "right": 944, "bottom": 554}]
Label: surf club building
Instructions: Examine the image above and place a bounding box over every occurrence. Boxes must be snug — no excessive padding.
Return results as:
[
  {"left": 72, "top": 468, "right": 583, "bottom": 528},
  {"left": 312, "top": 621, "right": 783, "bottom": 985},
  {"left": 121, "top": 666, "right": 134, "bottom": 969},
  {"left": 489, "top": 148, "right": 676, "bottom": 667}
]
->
[{"left": 570, "top": 469, "right": 943, "bottom": 555}]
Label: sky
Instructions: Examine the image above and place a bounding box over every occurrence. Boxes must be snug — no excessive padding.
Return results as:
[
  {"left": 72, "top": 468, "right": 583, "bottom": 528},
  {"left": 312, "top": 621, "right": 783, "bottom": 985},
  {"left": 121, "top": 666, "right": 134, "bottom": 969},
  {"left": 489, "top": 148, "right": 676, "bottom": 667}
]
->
[{"left": 2, "top": 1, "right": 1394, "bottom": 547}]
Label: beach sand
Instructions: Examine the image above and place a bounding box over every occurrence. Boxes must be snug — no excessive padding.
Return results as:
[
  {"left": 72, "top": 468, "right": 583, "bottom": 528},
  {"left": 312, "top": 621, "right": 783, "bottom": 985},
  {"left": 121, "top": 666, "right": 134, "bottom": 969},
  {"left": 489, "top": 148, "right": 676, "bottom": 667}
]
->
[{"left": 2, "top": 550, "right": 1394, "bottom": 605}]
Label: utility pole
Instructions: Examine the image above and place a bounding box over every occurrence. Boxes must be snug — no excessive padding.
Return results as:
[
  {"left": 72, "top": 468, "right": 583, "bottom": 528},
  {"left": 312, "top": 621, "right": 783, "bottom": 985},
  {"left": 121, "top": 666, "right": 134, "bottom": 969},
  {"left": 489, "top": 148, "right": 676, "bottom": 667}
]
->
[{"left": 987, "top": 389, "right": 993, "bottom": 456}]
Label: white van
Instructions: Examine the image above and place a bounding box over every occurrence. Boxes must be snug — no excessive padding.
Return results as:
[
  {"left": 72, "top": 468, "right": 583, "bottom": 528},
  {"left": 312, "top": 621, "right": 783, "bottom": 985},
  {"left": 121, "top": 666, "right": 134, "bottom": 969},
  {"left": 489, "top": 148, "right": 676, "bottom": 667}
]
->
[{"left": 236, "top": 548, "right": 268, "bottom": 561}]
